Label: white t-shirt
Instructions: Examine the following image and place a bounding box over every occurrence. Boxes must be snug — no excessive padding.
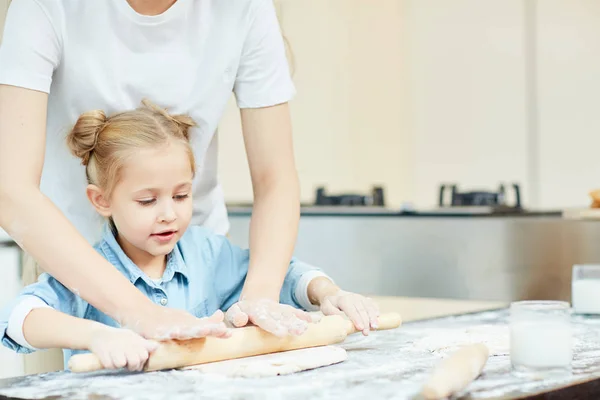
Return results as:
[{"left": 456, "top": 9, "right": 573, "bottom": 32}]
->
[{"left": 0, "top": 0, "right": 295, "bottom": 242}]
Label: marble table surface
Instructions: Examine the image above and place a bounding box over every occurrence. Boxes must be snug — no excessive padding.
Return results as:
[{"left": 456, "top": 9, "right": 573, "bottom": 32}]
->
[{"left": 3, "top": 307, "right": 600, "bottom": 400}]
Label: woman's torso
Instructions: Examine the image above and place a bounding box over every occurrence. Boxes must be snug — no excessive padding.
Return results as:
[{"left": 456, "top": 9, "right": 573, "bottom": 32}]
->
[{"left": 27, "top": 0, "right": 257, "bottom": 242}]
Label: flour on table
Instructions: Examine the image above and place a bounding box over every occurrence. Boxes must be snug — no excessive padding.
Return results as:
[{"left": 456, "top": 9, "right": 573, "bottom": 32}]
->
[
  {"left": 413, "top": 324, "right": 510, "bottom": 357},
  {"left": 182, "top": 346, "right": 347, "bottom": 378}
]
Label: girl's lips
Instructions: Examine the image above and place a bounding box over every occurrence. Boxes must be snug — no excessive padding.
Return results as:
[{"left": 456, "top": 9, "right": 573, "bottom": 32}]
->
[{"left": 151, "top": 231, "right": 177, "bottom": 243}]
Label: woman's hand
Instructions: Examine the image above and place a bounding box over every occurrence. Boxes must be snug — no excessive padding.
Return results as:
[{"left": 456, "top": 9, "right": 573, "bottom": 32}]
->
[
  {"left": 225, "top": 299, "right": 312, "bottom": 337},
  {"left": 88, "top": 326, "right": 159, "bottom": 372},
  {"left": 121, "top": 308, "right": 231, "bottom": 341}
]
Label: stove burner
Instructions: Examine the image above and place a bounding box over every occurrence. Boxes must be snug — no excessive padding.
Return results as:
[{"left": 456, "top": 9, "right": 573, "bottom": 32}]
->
[
  {"left": 439, "top": 183, "right": 522, "bottom": 209},
  {"left": 315, "top": 186, "right": 385, "bottom": 207}
]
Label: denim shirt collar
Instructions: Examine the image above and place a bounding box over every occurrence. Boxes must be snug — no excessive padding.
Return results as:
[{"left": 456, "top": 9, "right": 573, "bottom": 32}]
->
[{"left": 98, "top": 223, "right": 189, "bottom": 285}]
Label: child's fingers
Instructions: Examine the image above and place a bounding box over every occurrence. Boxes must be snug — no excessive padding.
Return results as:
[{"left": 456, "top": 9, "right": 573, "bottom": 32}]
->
[
  {"left": 354, "top": 302, "right": 371, "bottom": 335},
  {"left": 341, "top": 303, "right": 363, "bottom": 332},
  {"left": 98, "top": 351, "right": 115, "bottom": 370},
  {"left": 134, "top": 347, "right": 150, "bottom": 371},
  {"left": 365, "top": 298, "right": 380, "bottom": 329},
  {"left": 144, "top": 339, "right": 159, "bottom": 353},
  {"left": 320, "top": 301, "right": 345, "bottom": 317},
  {"left": 125, "top": 348, "right": 145, "bottom": 371},
  {"left": 110, "top": 350, "right": 127, "bottom": 369}
]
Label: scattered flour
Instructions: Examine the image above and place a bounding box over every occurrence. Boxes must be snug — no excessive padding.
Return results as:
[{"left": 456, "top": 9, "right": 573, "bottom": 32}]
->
[{"left": 4, "top": 310, "right": 600, "bottom": 400}]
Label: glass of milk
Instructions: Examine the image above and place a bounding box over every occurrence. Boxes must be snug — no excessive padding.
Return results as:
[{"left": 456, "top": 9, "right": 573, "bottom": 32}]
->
[
  {"left": 510, "top": 301, "right": 572, "bottom": 378},
  {"left": 572, "top": 265, "right": 600, "bottom": 314}
]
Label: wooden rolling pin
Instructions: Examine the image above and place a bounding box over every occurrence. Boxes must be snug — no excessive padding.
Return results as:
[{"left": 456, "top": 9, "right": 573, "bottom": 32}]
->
[
  {"left": 69, "top": 312, "right": 402, "bottom": 373},
  {"left": 421, "top": 343, "right": 489, "bottom": 400}
]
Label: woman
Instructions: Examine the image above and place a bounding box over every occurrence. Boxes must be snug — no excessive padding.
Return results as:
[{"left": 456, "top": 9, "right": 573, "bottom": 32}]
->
[{"left": 0, "top": 0, "right": 305, "bottom": 341}]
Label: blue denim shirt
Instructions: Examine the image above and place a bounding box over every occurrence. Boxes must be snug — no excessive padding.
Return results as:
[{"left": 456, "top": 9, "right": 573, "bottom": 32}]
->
[{"left": 0, "top": 225, "right": 322, "bottom": 368}]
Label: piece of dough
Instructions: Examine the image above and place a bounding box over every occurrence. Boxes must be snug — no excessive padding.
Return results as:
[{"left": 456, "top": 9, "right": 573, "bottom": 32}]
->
[{"left": 183, "top": 346, "right": 347, "bottom": 378}]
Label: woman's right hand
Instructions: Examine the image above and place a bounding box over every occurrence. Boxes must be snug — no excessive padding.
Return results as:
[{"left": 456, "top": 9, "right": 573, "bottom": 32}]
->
[{"left": 121, "top": 307, "right": 232, "bottom": 341}]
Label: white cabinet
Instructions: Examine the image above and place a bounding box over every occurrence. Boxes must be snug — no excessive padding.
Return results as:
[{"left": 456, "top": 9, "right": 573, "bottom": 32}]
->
[
  {"left": 535, "top": 1, "right": 600, "bottom": 208},
  {"left": 218, "top": 0, "right": 412, "bottom": 206},
  {"left": 0, "top": 240, "right": 25, "bottom": 379},
  {"left": 218, "top": 0, "right": 531, "bottom": 208},
  {"left": 406, "top": 0, "right": 530, "bottom": 208}
]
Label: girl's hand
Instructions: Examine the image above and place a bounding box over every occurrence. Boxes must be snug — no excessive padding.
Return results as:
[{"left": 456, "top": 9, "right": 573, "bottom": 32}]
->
[
  {"left": 320, "top": 290, "right": 380, "bottom": 336},
  {"left": 88, "top": 326, "right": 159, "bottom": 372}
]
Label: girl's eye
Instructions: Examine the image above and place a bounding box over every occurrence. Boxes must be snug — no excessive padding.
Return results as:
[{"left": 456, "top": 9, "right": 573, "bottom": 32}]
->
[
  {"left": 174, "top": 194, "right": 189, "bottom": 201},
  {"left": 137, "top": 199, "right": 156, "bottom": 206}
]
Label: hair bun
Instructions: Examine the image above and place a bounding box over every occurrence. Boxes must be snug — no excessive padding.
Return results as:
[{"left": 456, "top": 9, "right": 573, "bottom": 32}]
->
[
  {"left": 141, "top": 99, "right": 196, "bottom": 141},
  {"left": 66, "top": 110, "right": 107, "bottom": 166}
]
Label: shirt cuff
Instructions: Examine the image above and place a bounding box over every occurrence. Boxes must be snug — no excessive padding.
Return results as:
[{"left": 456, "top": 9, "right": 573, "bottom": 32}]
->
[
  {"left": 294, "top": 271, "right": 332, "bottom": 312},
  {"left": 7, "top": 296, "right": 51, "bottom": 351}
]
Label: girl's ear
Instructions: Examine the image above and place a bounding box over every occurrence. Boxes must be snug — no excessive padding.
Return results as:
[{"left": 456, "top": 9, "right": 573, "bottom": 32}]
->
[{"left": 86, "top": 184, "right": 112, "bottom": 217}]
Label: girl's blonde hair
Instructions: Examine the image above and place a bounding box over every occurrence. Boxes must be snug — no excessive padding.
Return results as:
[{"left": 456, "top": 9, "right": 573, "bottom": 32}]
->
[{"left": 66, "top": 99, "right": 197, "bottom": 197}]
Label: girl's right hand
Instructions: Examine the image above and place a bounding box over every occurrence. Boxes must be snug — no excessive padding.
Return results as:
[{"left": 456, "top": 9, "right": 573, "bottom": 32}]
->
[
  {"left": 89, "top": 311, "right": 231, "bottom": 371},
  {"left": 88, "top": 326, "right": 159, "bottom": 372},
  {"left": 121, "top": 307, "right": 232, "bottom": 341}
]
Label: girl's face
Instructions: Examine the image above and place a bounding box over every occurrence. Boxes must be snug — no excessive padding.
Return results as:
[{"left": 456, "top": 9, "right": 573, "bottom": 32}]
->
[{"left": 90, "top": 140, "right": 194, "bottom": 262}]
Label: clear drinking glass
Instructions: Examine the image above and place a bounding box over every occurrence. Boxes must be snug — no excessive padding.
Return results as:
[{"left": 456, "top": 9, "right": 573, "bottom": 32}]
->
[
  {"left": 510, "top": 301, "right": 572, "bottom": 378},
  {"left": 572, "top": 264, "right": 600, "bottom": 315}
]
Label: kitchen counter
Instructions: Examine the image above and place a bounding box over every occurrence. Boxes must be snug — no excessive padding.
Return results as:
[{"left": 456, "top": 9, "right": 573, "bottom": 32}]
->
[
  {"left": 4, "top": 299, "right": 600, "bottom": 400},
  {"left": 5, "top": 297, "right": 583, "bottom": 400},
  {"left": 373, "top": 296, "right": 506, "bottom": 321},
  {"left": 227, "top": 205, "right": 562, "bottom": 218}
]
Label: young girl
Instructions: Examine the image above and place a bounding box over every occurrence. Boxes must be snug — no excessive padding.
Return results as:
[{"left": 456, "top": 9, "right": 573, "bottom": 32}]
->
[{"left": 0, "top": 100, "right": 380, "bottom": 372}]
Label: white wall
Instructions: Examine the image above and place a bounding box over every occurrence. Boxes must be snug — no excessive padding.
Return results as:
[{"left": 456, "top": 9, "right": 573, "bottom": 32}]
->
[
  {"left": 218, "top": 0, "right": 412, "bottom": 206},
  {"left": 4, "top": 1, "right": 598, "bottom": 210},
  {"left": 219, "top": 0, "right": 532, "bottom": 209},
  {"left": 406, "top": 0, "right": 529, "bottom": 208},
  {"left": 219, "top": 1, "right": 600, "bottom": 210},
  {"left": 536, "top": 0, "right": 600, "bottom": 208}
]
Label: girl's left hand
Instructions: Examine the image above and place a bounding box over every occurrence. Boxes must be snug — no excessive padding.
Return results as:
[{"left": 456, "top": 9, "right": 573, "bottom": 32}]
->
[{"left": 320, "top": 290, "right": 380, "bottom": 336}]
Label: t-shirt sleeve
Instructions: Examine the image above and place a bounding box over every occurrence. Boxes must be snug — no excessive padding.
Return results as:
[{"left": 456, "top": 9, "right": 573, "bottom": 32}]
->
[
  {"left": 233, "top": 0, "right": 296, "bottom": 109},
  {"left": 0, "top": 0, "right": 62, "bottom": 93},
  {"left": 0, "top": 273, "right": 88, "bottom": 354}
]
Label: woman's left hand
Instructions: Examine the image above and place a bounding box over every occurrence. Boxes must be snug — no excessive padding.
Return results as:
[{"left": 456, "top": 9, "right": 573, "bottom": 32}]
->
[
  {"left": 320, "top": 290, "right": 380, "bottom": 336},
  {"left": 225, "top": 299, "right": 312, "bottom": 337}
]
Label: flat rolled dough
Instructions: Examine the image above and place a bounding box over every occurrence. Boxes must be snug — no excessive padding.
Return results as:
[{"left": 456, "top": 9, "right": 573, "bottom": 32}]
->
[{"left": 182, "top": 346, "right": 347, "bottom": 378}]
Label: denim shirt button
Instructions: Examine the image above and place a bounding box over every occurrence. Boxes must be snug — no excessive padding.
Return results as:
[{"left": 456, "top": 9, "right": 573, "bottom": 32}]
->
[{"left": 159, "top": 298, "right": 168, "bottom": 306}]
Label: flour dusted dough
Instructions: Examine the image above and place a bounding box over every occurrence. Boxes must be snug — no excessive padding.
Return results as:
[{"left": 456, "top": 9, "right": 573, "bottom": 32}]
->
[{"left": 182, "top": 346, "right": 347, "bottom": 378}]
